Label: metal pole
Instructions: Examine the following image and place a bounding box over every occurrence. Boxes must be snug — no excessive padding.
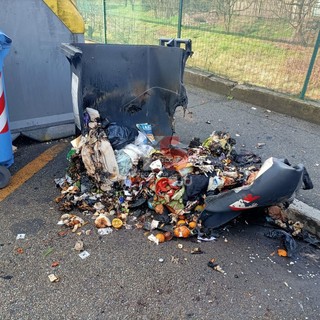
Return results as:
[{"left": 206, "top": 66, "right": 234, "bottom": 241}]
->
[
  {"left": 300, "top": 29, "right": 320, "bottom": 99},
  {"left": 103, "top": 0, "right": 107, "bottom": 44},
  {"left": 177, "top": 0, "right": 183, "bottom": 38}
]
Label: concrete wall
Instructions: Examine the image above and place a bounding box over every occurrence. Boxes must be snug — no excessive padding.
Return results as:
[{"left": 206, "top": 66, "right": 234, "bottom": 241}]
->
[{"left": 0, "top": 0, "right": 84, "bottom": 141}]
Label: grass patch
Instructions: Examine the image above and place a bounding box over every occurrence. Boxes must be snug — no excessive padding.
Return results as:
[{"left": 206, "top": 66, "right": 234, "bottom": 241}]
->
[{"left": 79, "top": 3, "right": 319, "bottom": 100}]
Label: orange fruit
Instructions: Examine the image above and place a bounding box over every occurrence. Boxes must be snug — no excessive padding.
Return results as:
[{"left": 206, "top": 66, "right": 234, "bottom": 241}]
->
[
  {"left": 176, "top": 220, "right": 187, "bottom": 226},
  {"left": 173, "top": 226, "right": 191, "bottom": 238},
  {"left": 155, "top": 233, "right": 166, "bottom": 243},
  {"left": 112, "top": 218, "right": 123, "bottom": 229},
  {"left": 277, "top": 249, "right": 288, "bottom": 257},
  {"left": 188, "top": 221, "right": 197, "bottom": 229}
]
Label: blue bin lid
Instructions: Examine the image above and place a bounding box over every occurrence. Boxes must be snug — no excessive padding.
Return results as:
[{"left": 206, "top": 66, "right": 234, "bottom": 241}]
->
[
  {"left": 0, "top": 31, "right": 12, "bottom": 49},
  {"left": 0, "top": 31, "right": 12, "bottom": 67}
]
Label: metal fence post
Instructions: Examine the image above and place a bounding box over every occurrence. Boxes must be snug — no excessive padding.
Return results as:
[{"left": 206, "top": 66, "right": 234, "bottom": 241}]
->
[
  {"left": 103, "top": 0, "right": 107, "bottom": 43},
  {"left": 177, "top": 0, "right": 183, "bottom": 38},
  {"left": 300, "top": 29, "right": 320, "bottom": 100}
]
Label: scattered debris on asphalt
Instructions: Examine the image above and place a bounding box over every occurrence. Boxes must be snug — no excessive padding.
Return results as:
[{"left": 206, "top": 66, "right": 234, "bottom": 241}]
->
[
  {"left": 97, "top": 227, "right": 113, "bottom": 235},
  {"left": 54, "top": 107, "right": 316, "bottom": 258},
  {"left": 190, "top": 247, "right": 204, "bottom": 254},
  {"left": 16, "top": 247, "right": 24, "bottom": 254},
  {"left": 48, "top": 274, "right": 59, "bottom": 283},
  {"left": 43, "top": 247, "right": 54, "bottom": 257},
  {"left": 57, "top": 230, "right": 69, "bottom": 237},
  {"left": 0, "top": 275, "right": 13, "bottom": 280},
  {"left": 256, "top": 142, "right": 265, "bottom": 148},
  {"left": 207, "top": 258, "right": 226, "bottom": 275},
  {"left": 74, "top": 240, "right": 84, "bottom": 252},
  {"left": 171, "top": 256, "right": 179, "bottom": 264},
  {"left": 79, "top": 251, "right": 90, "bottom": 259}
]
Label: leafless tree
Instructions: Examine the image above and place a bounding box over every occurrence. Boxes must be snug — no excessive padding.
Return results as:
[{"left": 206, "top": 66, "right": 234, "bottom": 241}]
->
[
  {"left": 271, "top": 0, "right": 318, "bottom": 45},
  {"left": 214, "top": 0, "right": 257, "bottom": 32},
  {"left": 252, "top": 0, "right": 265, "bottom": 16},
  {"left": 76, "top": 0, "right": 103, "bottom": 40},
  {"left": 143, "top": 0, "right": 178, "bottom": 18}
]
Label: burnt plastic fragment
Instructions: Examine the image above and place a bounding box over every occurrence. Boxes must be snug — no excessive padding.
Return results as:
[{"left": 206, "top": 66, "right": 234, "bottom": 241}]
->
[
  {"left": 264, "top": 229, "right": 297, "bottom": 257},
  {"left": 302, "top": 167, "right": 313, "bottom": 190}
]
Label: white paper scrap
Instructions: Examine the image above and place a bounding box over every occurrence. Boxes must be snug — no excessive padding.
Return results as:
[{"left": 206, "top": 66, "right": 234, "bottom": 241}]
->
[
  {"left": 79, "top": 251, "right": 90, "bottom": 259},
  {"left": 98, "top": 227, "right": 113, "bottom": 235},
  {"left": 197, "top": 235, "right": 216, "bottom": 242}
]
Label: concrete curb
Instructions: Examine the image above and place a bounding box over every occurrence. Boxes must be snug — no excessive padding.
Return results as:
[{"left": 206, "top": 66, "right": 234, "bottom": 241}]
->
[
  {"left": 184, "top": 68, "right": 320, "bottom": 126},
  {"left": 184, "top": 68, "right": 320, "bottom": 237},
  {"left": 287, "top": 200, "right": 320, "bottom": 239}
]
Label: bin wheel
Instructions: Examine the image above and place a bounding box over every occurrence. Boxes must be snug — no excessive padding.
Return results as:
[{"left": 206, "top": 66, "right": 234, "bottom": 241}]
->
[{"left": 0, "top": 165, "right": 11, "bottom": 189}]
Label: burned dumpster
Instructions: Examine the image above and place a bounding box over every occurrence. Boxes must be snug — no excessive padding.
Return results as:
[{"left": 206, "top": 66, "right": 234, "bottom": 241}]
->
[
  {"left": 55, "top": 39, "right": 314, "bottom": 256},
  {"left": 61, "top": 39, "right": 192, "bottom": 137}
]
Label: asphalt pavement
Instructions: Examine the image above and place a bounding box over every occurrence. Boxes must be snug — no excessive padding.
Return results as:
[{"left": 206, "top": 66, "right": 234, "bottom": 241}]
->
[{"left": 0, "top": 84, "right": 319, "bottom": 320}]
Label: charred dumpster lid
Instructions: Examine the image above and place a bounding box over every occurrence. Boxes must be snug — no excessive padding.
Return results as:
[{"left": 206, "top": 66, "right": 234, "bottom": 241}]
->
[{"left": 61, "top": 40, "right": 192, "bottom": 137}]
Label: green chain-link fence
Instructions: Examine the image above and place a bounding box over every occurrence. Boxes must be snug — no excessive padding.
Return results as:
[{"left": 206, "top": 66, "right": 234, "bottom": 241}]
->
[{"left": 75, "top": 0, "right": 320, "bottom": 101}]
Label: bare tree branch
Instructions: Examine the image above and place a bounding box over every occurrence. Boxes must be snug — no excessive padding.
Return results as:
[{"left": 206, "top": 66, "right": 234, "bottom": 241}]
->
[{"left": 214, "top": 0, "right": 257, "bottom": 32}]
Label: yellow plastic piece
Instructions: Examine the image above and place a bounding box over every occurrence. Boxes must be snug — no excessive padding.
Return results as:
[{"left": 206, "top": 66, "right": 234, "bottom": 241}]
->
[{"left": 43, "top": 0, "right": 85, "bottom": 34}]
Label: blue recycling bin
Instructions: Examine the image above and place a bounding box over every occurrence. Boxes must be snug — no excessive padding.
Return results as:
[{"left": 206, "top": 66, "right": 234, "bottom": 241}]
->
[{"left": 0, "top": 31, "right": 12, "bottom": 188}]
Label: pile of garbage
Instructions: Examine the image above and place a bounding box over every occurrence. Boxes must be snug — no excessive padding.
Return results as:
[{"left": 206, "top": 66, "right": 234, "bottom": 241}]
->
[{"left": 54, "top": 107, "right": 310, "bottom": 246}]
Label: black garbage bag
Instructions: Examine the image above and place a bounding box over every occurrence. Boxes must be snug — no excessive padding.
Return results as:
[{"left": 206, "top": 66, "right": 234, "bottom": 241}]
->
[
  {"left": 233, "top": 151, "right": 261, "bottom": 166},
  {"left": 183, "top": 174, "right": 210, "bottom": 203},
  {"left": 106, "top": 123, "right": 139, "bottom": 150}
]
